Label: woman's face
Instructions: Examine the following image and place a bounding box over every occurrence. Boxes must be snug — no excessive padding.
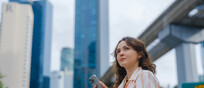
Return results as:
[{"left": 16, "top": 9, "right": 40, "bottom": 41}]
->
[{"left": 116, "top": 41, "right": 141, "bottom": 68}]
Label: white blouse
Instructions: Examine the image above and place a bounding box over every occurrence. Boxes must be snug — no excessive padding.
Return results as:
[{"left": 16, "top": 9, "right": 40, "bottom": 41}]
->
[{"left": 118, "top": 67, "right": 160, "bottom": 88}]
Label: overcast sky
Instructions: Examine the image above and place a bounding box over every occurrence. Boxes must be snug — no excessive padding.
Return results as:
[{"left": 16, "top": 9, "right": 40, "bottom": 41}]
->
[
  {"left": 48, "top": 0, "right": 204, "bottom": 87},
  {"left": 0, "top": 0, "right": 203, "bottom": 88}
]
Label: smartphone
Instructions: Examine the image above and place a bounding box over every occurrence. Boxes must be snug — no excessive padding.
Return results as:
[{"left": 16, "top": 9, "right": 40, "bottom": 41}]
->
[{"left": 89, "top": 75, "right": 102, "bottom": 88}]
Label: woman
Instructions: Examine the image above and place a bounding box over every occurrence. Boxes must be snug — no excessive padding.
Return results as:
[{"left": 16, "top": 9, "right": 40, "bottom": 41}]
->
[{"left": 94, "top": 37, "right": 159, "bottom": 88}]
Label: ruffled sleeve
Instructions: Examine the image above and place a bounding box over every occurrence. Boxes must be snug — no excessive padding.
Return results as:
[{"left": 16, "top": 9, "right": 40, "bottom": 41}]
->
[{"left": 135, "top": 70, "right": 160, "bottom": 88}]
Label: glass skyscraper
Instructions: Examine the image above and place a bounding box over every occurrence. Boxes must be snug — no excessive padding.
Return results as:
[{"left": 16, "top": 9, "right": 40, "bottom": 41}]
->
[
  {"left": 74, "top": 0, "right": 109, "bottom": 88},
  {"left": 30, "top": 1, "right": 52, "bottom": 88},
  {"left": 9, "top": 0, "right": 53, "bottom": 88},
  {"left": 60, "top": 47, "right": 74, "bottom": 71}
]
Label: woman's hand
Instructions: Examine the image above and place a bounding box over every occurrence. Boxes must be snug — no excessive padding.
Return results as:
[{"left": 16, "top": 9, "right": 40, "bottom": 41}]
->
[{"left": 93, "top": 81, "right": 108, "bottom": 88}]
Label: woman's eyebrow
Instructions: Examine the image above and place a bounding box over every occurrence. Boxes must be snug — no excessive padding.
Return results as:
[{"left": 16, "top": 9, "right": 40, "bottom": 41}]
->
[
  {"left": 123, "top": 45, "right": 128, "bottom": 48},
  {"left": 117, "top": 45, "right": 129, "bottom": 50}
]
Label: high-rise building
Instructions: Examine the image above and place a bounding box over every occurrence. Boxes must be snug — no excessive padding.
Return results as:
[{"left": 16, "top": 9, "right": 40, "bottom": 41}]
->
[
  {"left": 29, "top": 1, "right": 53, "bottom": 88},
  {"left": 60, "top": 47, "right": 73, "bottom": 88},
  {"left": 64, "top": 68, "right": 73, "bottom": 88},
  {"left": 60, "top": 47, "right": 74, "bottom": 71},
  {"left": 50, "top": 69, "right": 73, "bottom": 88},
  {"left": 50, "top": 71, "right": 64, "bottom": 88},
  {"left": 9, "top": 0, "right": 53, "bottom": 88},
  {"left": 0, "top": 2, "right": 34, "bottom": 88},
  {"left": 74, "top": 0, "right": 109, "bottom": 88}
]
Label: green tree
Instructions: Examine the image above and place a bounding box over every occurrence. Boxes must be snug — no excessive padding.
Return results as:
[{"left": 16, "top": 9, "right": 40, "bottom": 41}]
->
[{"left": 0, "top": 72, "right": 8, "bottom": 88}]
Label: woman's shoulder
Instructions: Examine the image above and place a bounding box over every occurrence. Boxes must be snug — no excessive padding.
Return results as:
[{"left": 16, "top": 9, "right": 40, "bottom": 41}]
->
[
  {"left": 136, "top": 69, "right": 160, "bottom": 88},
  {"left": 138, "top": 69, "right": 159, "bottom": 84},
  {"left": 141, "top": 69, "right": 153, "bottom": 73},
  {"left": 140, "top": 69, "right": 156, "bottom": 77}
]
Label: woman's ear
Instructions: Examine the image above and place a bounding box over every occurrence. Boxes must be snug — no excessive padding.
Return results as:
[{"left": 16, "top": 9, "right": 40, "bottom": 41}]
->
[{"left": 137, "top": 52, "right": 142, "bottom": 59}]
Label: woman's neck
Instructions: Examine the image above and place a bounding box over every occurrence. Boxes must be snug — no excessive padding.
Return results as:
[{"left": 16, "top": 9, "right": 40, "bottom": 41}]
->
[{"left": 125, "top": 64, "right": 139, "bottom": 80}]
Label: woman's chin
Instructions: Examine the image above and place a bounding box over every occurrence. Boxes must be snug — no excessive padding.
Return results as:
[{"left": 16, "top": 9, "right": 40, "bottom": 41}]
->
[{"left": 119, "top": 62, "right": 127, "bottom": 68}]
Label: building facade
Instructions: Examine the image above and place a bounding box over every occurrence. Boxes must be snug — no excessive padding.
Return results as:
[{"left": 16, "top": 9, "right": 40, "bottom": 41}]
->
[
  {"left": 0, "top": 2, "right": 34, "bottom": 88},
  {"left": 30, "top": 1, "right": 53, "bottom": 88},
  {"left": 9, "top": 0, "right": 53, "bottom": 88},
  {"left": 60, "top": 47, "right": 74, "bottom": 71},
  {"left": 50, "top": 71, "right": 64, "bottom": 88},
  {"left": 74, "top": 0, "right": 109, "bottom": 88},
  {"left": 64, "top": 69, "right": 73, "bottom": 88},
  {"left": 60, "top": 47, "right": 74, "bottom": 88},
  {"left": 50, "top": 70, "right": 73, "bottom": 88}
]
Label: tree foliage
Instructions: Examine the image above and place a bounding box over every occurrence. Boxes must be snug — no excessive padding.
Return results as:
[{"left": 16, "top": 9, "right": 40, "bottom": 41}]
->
[{"left": 0, "top": 72, "right": 7, "bottom": 88}]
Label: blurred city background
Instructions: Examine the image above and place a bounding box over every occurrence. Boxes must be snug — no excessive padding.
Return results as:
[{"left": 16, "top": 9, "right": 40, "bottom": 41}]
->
[{"left": 0, "top": 0, "right": 204, "bottom": 88}]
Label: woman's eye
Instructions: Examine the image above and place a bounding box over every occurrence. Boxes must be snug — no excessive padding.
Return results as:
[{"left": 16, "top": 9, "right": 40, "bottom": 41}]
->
[
  {"left": 124, "top": 47, "right": 129, "bottom": 50},
  {"left": 116, "top": 50, "right": 120, "bottom": 54}
]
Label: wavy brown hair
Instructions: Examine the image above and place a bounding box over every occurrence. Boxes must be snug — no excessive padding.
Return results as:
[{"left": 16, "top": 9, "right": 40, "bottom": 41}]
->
[{"left": 113, "top": 37, "right": 156, "bottom": 88}]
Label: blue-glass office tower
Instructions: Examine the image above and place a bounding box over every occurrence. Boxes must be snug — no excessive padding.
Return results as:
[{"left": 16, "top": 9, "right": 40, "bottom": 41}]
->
[
  {"left": 74, "top": 0, "right": 109, "bottom": 88},
  {"left": 60, "top": 47, "right": 74, "bottom": 71},
  {"left": 9, "top": 0, "right": 53, "bottom": 88}
]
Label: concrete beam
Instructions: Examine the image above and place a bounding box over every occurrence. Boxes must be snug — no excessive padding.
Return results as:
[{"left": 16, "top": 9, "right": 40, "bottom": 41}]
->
[
  {"left": 100, "top": 66, "right": 115, "bottom": 87},
  {"left": 148, "top": 42, "right": 172, "bottom": 61},
  {"left": 149, "top": 25, "right": 204, "bottom": 61},
  {"left": 138, "top": 0, "right": 204, "bottom": 46}
]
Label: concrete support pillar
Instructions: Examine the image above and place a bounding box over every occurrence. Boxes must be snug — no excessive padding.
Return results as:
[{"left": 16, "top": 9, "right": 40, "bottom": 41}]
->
[
  {"left": 201, "top": 42, "right": 204, "bottom": 81},
  {"left": 175, "top": 43, "right": 198, "bottom": 88},
  {"left": 158, "top": 24, "right": 204, "bottom": 88}
]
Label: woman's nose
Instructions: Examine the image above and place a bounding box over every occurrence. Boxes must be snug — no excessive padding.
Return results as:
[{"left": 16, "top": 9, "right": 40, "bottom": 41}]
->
[{"left": 118, "top": 51, "right": 125, "bottom": 56}]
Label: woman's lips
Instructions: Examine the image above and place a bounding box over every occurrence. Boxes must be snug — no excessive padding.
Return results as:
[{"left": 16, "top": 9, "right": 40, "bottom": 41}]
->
[{"left": 120, "top": 58, "right": 126, "bottom": 62}]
